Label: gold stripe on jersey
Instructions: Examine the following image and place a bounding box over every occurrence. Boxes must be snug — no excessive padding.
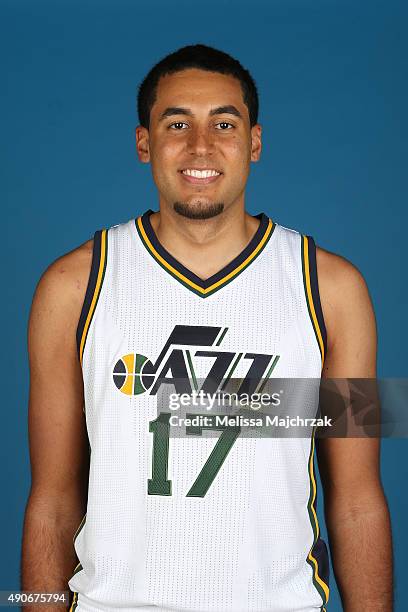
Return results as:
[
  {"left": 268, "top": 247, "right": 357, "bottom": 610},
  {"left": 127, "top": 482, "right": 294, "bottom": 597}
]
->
[
  {"left": 136, "top": 215, "right": 274, "bottom": 297},
  {"left": 302, "top": 235, "right": 325, "bottom": 368},
  {"left": 69, "top": 591, "right": 78, "bottom": 611},
  {"left": 307, "top": 429, "right": 330, "bottom": 607},
  {"left": 73, "top": 513, "right": 86, "bottom": 543},
  {"left": 68, "top": 512, "right": 86, "bottom": 609},
  {"left": 79, "top": 229, "right": 108, "bottom": 366}
]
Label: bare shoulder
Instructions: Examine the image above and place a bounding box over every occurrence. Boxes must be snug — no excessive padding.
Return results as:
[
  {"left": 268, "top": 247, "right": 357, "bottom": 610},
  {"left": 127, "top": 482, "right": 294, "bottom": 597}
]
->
[
  {"left": 316, "top": 245, "right": 369, "bottom": 295},
  {"left": 27, "top": 239, "right": 95, "bottom": 506},
  {"left": 35, "top": 238, "right": 92, "bottom": 301},
  {"left": 29, "top": 238, "right": 94, "bottom": 342},
  {"left": 315, "top": 245, "right": 376, "bottom": 359}
]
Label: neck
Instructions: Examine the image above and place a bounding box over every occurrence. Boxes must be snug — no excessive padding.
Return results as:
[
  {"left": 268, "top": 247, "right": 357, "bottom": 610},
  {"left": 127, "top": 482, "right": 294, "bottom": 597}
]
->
[{"left": 149, "top": 204, "right": 261, "bottom": 281}]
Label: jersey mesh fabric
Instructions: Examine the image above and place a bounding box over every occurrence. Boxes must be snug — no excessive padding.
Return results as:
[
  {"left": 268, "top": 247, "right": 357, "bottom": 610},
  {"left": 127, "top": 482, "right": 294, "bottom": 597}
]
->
[{"left": 68, "top": 215, "right": 328, "bottom": 612}]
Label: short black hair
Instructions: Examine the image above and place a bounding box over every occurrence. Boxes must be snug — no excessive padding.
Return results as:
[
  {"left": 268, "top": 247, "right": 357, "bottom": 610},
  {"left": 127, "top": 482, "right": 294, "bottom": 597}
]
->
[{"left": 137, "top": 44, "right": 259, "bottom": 129}]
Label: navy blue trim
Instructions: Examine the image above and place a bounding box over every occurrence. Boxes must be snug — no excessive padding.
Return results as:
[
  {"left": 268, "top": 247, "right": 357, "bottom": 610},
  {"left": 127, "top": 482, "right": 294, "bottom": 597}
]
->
[
  {"left": 306, "top": 236, "right": 328, "bottom": 361},
  {"left": 76, "top": 230, "right": 103, "bottom": 361},
  {"left": 139, "top": 209, "right": 271, "bottom": 290},
  {"left": 312, "top": 537, "right": 330, "bottom": 590}
]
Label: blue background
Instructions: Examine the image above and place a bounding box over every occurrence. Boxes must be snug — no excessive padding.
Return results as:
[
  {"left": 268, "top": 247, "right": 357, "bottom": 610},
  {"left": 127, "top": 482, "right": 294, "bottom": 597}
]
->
[{"left": 2, "top": 0, "right": 407, "bottom": 609}]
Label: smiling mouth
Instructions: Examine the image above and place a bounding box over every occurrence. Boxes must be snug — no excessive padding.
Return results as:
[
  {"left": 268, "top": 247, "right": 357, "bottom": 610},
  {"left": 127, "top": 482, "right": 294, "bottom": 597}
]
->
[{"left": 179, "top": 168, "right": 222, "bottom": 184}]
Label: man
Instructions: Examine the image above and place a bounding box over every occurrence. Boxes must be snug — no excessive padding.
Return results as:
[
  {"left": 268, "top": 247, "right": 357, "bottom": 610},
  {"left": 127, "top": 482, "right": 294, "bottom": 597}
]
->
[{"left": 22, "top": 44, "right": 392, "bottom": 611}]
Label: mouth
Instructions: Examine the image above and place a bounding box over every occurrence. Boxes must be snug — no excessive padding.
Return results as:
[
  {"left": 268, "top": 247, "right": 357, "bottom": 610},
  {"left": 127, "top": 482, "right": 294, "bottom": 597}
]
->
[{"left": 179, "top": 167, "right": 222, "bottom": 185}]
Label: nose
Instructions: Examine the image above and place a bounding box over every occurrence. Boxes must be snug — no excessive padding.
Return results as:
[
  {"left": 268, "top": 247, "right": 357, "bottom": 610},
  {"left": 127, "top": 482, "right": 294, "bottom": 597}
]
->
[{"left": 186, "top": 127, "right": 214, "bottom": 156}]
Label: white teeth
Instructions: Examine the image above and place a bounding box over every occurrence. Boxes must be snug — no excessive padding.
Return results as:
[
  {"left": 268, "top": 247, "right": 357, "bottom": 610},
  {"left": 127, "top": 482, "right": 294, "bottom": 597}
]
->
[{"left": 182, "top": 169, "right": 220, "bottom": 178}]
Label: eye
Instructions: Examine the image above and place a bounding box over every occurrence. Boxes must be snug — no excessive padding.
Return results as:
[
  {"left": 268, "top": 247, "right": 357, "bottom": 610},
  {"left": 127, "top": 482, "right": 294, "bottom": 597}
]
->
[
  {"left": 215, "top": 122, "right": 234, "bottom": 130},
  {"left": 169, "top": 122, "right": 189, "bottom": 130}
]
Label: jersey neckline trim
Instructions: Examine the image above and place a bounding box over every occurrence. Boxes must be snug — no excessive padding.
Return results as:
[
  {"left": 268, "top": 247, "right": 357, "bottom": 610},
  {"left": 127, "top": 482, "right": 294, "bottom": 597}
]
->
[{"left": 134, "top": 209, "right": 275, "bottom": 297}]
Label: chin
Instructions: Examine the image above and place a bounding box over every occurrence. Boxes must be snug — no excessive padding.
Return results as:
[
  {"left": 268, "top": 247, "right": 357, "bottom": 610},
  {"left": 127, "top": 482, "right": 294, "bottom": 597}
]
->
[{"left": 173, "top": 202, "right": 225, "bottom": 220}]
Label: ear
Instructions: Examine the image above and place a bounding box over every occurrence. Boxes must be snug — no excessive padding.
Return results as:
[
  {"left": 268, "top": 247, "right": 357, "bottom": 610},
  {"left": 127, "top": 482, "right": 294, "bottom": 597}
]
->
[
  {"left": 135, "top": 126, "right": 150, "bottom": 163},
  {"left": 250, "top": 124, "right": 262, "bottom": 162}
]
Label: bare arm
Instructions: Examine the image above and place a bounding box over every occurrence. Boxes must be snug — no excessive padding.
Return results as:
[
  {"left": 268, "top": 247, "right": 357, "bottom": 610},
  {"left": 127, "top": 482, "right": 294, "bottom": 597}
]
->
[
  {"left": 21, "top": 240, "right": 93, "bottom": 610},
  {"left": 316, "top": 248, "right": 393, "bottom": 611}
]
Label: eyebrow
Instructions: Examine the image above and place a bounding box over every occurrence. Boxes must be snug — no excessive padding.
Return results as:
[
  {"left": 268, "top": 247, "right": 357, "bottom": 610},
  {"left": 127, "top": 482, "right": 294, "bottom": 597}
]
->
[{"left": 159, "top": 105, "right": 243, "bottom": 121}]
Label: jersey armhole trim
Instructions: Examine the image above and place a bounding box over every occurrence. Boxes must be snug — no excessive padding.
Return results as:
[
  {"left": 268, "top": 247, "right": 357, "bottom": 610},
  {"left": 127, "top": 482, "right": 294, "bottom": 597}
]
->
[
  {"left": 76, "top": 228, "right": 108, "bottom": 366},
  {"left": 301, "top": 235, "right": 328, "bottom": 369},
  {"left": 69, "top": 591, "right": 79, "bottom": 611},
  {"left": 306, "top": 428, "right": 330, "bottom": 608}
]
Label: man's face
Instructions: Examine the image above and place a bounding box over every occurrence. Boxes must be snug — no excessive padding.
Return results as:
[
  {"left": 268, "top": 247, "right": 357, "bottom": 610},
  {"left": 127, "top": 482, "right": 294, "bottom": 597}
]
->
[{"left": 136, "top": 68, "right": 262, "bottom": 219}]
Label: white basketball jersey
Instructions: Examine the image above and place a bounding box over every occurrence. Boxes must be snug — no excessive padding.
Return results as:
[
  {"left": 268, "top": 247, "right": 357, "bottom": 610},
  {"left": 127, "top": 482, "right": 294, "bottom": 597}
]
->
[{"left": 68, "top": 210, "right": 330, "bottom": 612}]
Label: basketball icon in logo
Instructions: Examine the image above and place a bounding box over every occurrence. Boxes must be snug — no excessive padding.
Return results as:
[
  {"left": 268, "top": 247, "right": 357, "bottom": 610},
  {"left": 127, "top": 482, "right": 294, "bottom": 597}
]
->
[{"left": 113, "top": 354, "right": 155, "bottom": 395}]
